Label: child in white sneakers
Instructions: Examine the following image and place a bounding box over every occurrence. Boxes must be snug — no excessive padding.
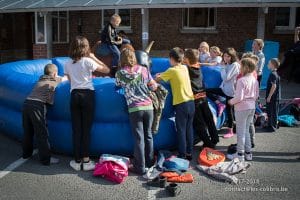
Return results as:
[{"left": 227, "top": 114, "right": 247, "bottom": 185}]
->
[
  {"left": 65, "top": 36, "right": 110, "bottom": 171},
  {"left": 228, "top": 58, "right": 259, "bottom": 161}
]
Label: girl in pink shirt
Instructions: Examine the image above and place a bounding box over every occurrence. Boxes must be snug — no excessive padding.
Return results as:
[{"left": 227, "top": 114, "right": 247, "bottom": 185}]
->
[{"left": 228, "top": 58, "right": 259, "bottom": 162}]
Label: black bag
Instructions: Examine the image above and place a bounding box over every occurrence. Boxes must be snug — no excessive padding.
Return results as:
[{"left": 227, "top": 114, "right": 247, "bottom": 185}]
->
[{"left": 227, "top": 144, "right": 237, "bottom": 155}]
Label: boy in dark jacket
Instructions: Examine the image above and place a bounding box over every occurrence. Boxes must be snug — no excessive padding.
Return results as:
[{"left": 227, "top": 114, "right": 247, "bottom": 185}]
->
[
  {"left": 101, "top": 14, "right": 130, "bottom": 69},
  {"left": 184, "top": 48, "right": 219, "bottom": 148},
  {"left": 264, "top": 58, "right": 281, "bottom": 132},
  {"left": 22, "top": 64, "right": 63, "bottom": 165}
]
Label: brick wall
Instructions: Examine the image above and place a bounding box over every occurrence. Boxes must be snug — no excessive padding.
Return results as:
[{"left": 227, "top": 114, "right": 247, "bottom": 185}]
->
[
  {"left": 148, "top": 7, "right": 294, "bottom": 54},
  {"left": 265, "top": 7, "right": 295, "bottom": 54},
  {"left": 32, "top": 44, "right": 47, "bottom": 59},
  {"left": 149, "top": 8, "right": 258, "bottom": 53},
  {"left": 0, "top": 13, "right": 33, "bottom": 63},
  {"left": 0, "top": 8, "right": 296, "bottom": 62}
]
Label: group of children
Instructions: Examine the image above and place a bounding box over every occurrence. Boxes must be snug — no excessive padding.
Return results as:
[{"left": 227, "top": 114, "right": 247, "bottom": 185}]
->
[{"left": 21, "top": 14, "right": 281, "bottom": 177}]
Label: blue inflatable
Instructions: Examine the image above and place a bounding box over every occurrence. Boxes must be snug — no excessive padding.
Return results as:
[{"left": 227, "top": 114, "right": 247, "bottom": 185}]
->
[{"left": 0, "top": 57, "right": 225, "bottom": 156}]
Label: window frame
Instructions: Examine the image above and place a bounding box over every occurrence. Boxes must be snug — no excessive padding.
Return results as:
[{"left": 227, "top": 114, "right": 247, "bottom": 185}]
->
[
  {"left": 101, "top": 9, "right": 132, "bottom": 32},
  {"left": 35, "top": 12, "right": 47, "bottom": 44},
  {"left": 275, "top": 7, "right": 297, "bottom": 31},
  {"left": 182, "top": 8, "right": 217, "bottom": 31},
  {"left": 52, "top": 11, "right": 69, "bottom": 44}
]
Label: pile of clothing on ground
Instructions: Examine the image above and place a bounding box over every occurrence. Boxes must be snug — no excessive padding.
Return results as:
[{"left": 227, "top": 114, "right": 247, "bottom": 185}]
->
[{"left": 196, "top": 147, "right": 250, "bottom": 185}]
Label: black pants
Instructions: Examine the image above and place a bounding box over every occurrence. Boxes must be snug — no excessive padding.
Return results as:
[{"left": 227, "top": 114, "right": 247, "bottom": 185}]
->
[
  {"left": 266, "top": 99, "right": 278, "bottom": 131},
  {"left": 70, "top": 89, "right": 95, "bottom": 162},
  {"left": 257, "top": 75, "right": 262, "bottom": 88},
  {"left": 193, "top": 98, "right": 219, "bottom": 147},
  {"left": 22, "top": 100, "right": 51, "bottom": 165},
  {"left": 206, "top": 88, "right": 234, "bottom": 128}
]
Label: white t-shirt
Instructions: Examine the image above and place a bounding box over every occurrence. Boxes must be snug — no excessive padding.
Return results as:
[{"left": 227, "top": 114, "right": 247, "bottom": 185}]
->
[{"left": 64, "top": 57, "right": 99, "bottom": 92}]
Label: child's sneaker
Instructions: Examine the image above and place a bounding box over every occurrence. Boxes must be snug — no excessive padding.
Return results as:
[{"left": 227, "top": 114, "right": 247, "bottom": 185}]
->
[
  {"left": 70, "top": 160, "right": 81, "bottom": 171},
  {"left": 227, "top": 152, "right": 245, "bottom": 162},
  {"left": 217, "top": 103, "right": 226, "bottom": 117},
  {"left": 223, "top": 129, "right": 234, "bottom": 138},
  {"left": 50, "top": 157, "right": 60, "bottom": 164},
  {"left": 245, "top": 152, "right": 253, "bottom": 161},
  {"left": 82, "top": 160, "right": 95, "bottom": 171}
]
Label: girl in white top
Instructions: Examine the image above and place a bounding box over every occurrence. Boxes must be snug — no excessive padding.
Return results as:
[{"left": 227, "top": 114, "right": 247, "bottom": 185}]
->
[
  {"left": 65, "top": 36, "right": 110, "bottom": 171},
  {"left": 206, "top": 48, "right": 240, "bottom": 138},
  {"left": 200, "top": 46, "right": 222, "bottom": 66},
  {"left": 198, "top": 41, "right": 210, "bottom": 63}
]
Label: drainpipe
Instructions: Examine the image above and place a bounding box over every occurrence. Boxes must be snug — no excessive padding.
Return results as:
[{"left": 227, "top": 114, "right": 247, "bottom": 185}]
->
[
  {"left": 141, "top": 8, "right": 149, "bottom": 50},
  {"left": 46, "top": 12, "right": 52, "bottom": 58},
  {"left": 257, "top": 7, "right": 268, "bottom": 39}
]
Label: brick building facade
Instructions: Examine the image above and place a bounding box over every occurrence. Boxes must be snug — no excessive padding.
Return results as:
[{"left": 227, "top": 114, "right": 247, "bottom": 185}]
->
[{"left": 0, "top": 7, "right": 298, "bottom": 63}]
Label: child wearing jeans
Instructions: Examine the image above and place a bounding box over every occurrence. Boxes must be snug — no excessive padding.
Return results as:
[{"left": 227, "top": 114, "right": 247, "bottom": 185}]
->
[
  {"left": 156, "top": 47, "right": 195, "bottom": 160},
  {"left": 228, "top": 58, "right": 259, "bottom": 161},
  {"left": 65, "top": 36, "right": 110, "bottom": 171},
  {"left": 264, "top": 58, "right": 281, "bottom": 132},
  {"left": 198, "top": 41, "right": 210, "bottom": 63},
  {"left": 206, "top": 48, "right": 240, "bottom": 138},
  {"left": 101, "top": 14, "right": 130, "bottom": 71},
  {"left": 115, "top": 49, "right": 156, "bottom": 175},
  {"left": 240, "top": 52, "right": 259, "bottom": 148},
  {"left": 22, "top": 64, "right": 63, "bottom": 165},
  {"left": 252, "top": 39, "right": 265, "bottom": 87},
  {"left": 200, "top": 46, "right": 222, "bottom": 66},
  {"left": 184, "top": 49, "right": 219, "bottom": 149}
]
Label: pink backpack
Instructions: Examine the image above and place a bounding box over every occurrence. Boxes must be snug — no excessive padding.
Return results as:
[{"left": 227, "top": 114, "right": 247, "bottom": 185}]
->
[{"left": 93, "top": 154, "right": 130, "bottom": 184}]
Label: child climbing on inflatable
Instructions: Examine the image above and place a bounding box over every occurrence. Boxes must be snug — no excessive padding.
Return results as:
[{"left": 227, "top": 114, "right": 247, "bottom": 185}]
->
[
  {"left": 206, "top": 48, "right": 240, "bottom": 138},
  {"left": 101, "top": 14, "right": 130, "bottom": 71},
  {"left": 65, "top": 36, "right": 110, "bottom": 171},
  {"left": 22, "top": 64, "right": 63, "bottom": 165},
  {"left": 228, "top": 58, "right": 259, "bottom": 161},
  {"left": 184, "top": 48, "right": 219, "bottom": 149},
  {"left": 198, "top": 41, "right": 210, "bottom": 63},
  {"left": 115, "top": 48, "right": 157, "bottom": 175},
  {"left": 156, "top": 47, "right": 195, "bottom": 160},
  {"left": 200, "top": 46, "right": 222, "bottom": 66}
]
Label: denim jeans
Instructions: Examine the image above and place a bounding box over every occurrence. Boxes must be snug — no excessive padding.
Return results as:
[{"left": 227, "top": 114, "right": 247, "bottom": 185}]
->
[
  {"left": 235, "top": 109, "right": 255, "bottom": 154},
  {"left": 129, "top": 110, "right": 154, "bottom": 174}
]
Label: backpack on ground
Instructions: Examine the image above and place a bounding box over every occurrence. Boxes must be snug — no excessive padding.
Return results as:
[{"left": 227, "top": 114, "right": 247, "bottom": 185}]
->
[{"left": 93, "top": 154, "right": 130, "bottom": 184}]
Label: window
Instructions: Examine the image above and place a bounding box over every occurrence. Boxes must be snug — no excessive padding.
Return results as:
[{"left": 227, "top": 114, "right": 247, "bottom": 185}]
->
[
  {"left": 102, "top": 9, "right": 131, "bottom": 30},
  {"left": 35, "top": 12, "right": 47, "bottom": 44},
  {"left": 52, "top": 11, "right": 69, "bottom": 43},
  {"left": 183, "top": 8, "right": 216, "bottom": 29},
  {"left": 275, "top": 7, "right": 299, "bottom": 30},
  {"left": 34, "top": 11, "right": 69, "bottom": 44}
]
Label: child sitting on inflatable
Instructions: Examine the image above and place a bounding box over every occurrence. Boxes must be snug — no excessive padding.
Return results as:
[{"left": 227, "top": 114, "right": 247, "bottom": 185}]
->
[
  {"left": 184, "top": 48, "right": 219, "bottom": 149},
  {"left": 200, "top": 46, "right": 222, "bottom": 66},
  {"left": 156, "top": 47, "right": 195, "bottom": 160},
  {"left": 22, "top": 64, "right": 64, "bottom": 165},
  {"left": 101, "top": 14, "right": 130, "bottom": 73},
  {"left": 206, "top": 48, "right": 240, "bottom": 138},
  {"left": 115, "top": 48, "right": 157, "bottom": 175}
]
